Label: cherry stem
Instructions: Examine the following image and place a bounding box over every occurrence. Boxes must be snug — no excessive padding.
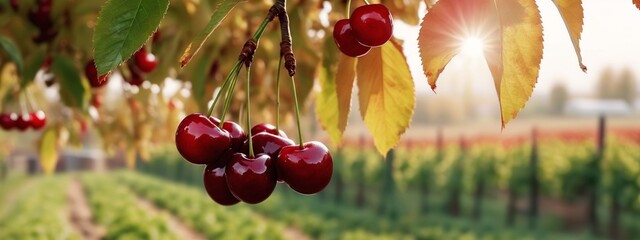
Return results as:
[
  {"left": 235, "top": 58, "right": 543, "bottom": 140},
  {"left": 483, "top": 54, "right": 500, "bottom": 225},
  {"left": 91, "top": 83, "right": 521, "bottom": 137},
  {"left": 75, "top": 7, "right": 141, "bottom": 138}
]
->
[
  {"left": 207, "top": 61, "right": 242, "bottom": 117},
  {"left": 290, "top": 76, "right": 304, "bottom": 148},
  {"left": 275, "top": 56, "right": 283, "bottom": 131},
  {"left": 218, "top": 66, "right": 242, "bottom": 128},
  {"left": 346, "top": 0, "right": 352, "bottom": 18},
  {"left": 246, "top": 66, "right": 254, "bottom": 158},
  {"left": 363, "top": 0, "right": 370, "bottom": 5}
]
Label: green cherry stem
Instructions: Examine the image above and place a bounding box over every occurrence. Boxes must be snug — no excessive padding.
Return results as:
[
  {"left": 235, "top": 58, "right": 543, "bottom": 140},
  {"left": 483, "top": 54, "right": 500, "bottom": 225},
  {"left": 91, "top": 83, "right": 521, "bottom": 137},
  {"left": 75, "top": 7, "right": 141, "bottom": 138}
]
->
[
  {"left": 207, "top": 61, "right": 242, "bottom": 117},
  {"left": 218, "top": 65, "right": 243, "bottom": 128},
  {"left": 346, "top": 0, "right": 352, "bottom": 18},
  {"left": 275, "top": 56, "right": 283, "bottom": 131},
  {"left": 290, "top": 76, "right": 304, "bottom": 149},
  {"left": 362, "top": 0, "right": 370, "bottom": 5},
  {"left": 246, "top": 66, "right": 255, "bottom": 158}
]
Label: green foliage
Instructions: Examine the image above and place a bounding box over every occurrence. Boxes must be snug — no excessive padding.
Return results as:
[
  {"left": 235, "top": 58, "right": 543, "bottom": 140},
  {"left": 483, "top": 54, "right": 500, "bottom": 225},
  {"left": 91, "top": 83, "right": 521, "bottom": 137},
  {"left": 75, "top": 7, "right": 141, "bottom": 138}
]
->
[
  {"left": 0, "top": 35, "right": 23, "bottom": 75},
  {"left": 117, "top": 171, "right": 286, "bottom": 240},
  {"left": 93, "top": 0, "right": 170, "bottom": 75},
  {"left": 52, "top": 54, "right": 88, "bottom": 110},
  {"left": 82, "top": 174, "right": 178, "bottom": 240},
  {"left": 0, "top": 176, "right": 81, "bottom": 240}
]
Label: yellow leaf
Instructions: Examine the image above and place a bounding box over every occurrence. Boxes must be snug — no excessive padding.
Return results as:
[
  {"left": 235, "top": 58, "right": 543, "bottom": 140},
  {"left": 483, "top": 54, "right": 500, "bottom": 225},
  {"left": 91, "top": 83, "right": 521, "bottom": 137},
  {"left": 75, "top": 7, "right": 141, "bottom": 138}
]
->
[
  {"left": 126, "top": 146, "right": 137, "bottom": 170},
  {"left": 357, "top": 41, "right": 415, "bottom": 156},
  {"left": 492, "top": 0, "right": 543, "bottom": 127},
  {"left": 418, "top": 0, "right": 543, "bottom": 127},
  {"left": 316, "top": 37, "right": 356, "bottom": 146},
  {"left": 39, "top": 128, "right": 58, "bottom": 175},
  {"left": 552, "top": 0, "right": 586, "bottom": 72}
]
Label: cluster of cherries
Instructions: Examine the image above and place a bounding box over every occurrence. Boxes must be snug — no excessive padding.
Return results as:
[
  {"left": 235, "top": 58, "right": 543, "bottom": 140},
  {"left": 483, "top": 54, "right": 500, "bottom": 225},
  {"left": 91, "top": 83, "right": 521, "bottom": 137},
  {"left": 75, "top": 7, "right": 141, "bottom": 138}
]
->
[
  {"left": 84, "top": 47, "right": 158, "bottom": 89},
  {"left": 127, "top": 47, "right": 158, "bottom": 86},
  {"left": 0, "top": 111, "right": 46, "bottom": 131},
  {"left": 24, "top": 0, "right": 58, "bottom": 44},
  {"left": 176, "top": 115, "right": 333, "bottom": 205},
  {"left": 333, "top": 4, "right": 394, "bottom": 58}
]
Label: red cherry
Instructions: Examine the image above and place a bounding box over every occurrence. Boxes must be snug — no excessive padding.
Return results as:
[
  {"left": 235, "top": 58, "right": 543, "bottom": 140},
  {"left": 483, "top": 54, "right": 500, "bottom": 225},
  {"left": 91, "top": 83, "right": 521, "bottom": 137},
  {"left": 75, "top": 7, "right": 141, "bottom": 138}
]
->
[
  {"left": 15, "top": 113, "right": 31, "bottom": 131},
  {"left": 175, "top": 113, "right": 232, "bottom": 165},
  {"left": 333, "top": 19, "right": 371, "bottom": 58},
  {"left": 91, "top": 94, "right": 102, "bottom": 108},
  {"left": 128, "top": 71, "right": 145, "bottom": 86},
  {"left": 245, "top": 132, "right": 295, "bottom": 160},
  {"left": 350, "top": 4, "right": 394, "bottom": 47},
  {"left": 134, "top": 48, "right": 157, "bottom": 73},
  {"left": 250, "top": 123, "right": 287, "bottom": 138},
  {"left": 277, "top": 141, "right": 333, "bottom": 195},
  {"left": 85, "top": 59, "right": 110, "bottom": 88},
  {"left": 30, "top": 111, "right": 46, "bottom": 129},
  {"left": 225, "top": 153, "right": 276, "bottom": 204},
  {"left": 10, "top": 0, "right": 19, "bottom": 11},
  {"left": 0, "top": 113, "right": 17, "bottom": 130},
  {"left": 203, "top": 152, "right": 240, "bottom": 206},
  {"left": 210, "top": 118, "right": 247, "bottom": 152}
]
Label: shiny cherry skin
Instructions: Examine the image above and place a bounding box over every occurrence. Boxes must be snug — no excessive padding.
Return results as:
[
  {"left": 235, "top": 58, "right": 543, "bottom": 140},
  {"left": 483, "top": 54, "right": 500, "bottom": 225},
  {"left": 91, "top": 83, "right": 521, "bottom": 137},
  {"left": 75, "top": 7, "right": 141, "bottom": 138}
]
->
[
  {"left": 250, "top": 123, "right": 287, "bottom": 138},
  {"left": 244, "top": 132, "right": 295, "bottom": 160},
  {"left": 203, "top": 152, "right": 240, "bottom": 206},
  {"left": 350, "top": 4, "right": 394, "bottom": 47},
  {"left": 15, "top": 113, "right": 31, "bottom": 131},
  {"left": 225, "top": 153, "right": 276, "bottom": 204},
  {"left": 0, "top": 113, "right": 17, "bottom": 130},
  {"left": 175, "top": 113, "right": 232, "bottom": 165},
  {"left": 333, "top": 19, "right": 371, "bottom": 58},
  {"left": 277, "top": 141, "right": 333, "bottom": 195},
  {"left": 85, "top": 59, "right": 109, "bottom": 88},
  {"left": 30, "top": 111, "right": 46, "bottom": 129},
  {"left": 210, "top": 118, "right": 247, "bottom": 152},
  {"left": 134, "top": 48, "right": 157, "bottom": 73}
]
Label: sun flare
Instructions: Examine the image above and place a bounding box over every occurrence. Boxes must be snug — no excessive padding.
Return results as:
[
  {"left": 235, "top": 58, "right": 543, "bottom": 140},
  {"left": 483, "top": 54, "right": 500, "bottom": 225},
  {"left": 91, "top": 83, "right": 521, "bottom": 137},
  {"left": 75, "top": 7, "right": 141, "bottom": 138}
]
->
[{"left": 460, "top": 37, "right": 485, "bottom": 57}]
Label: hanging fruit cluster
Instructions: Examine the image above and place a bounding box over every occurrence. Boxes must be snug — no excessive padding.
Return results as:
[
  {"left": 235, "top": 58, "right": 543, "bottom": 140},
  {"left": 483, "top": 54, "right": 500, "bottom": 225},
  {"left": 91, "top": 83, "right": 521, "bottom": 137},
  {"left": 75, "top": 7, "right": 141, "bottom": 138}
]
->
[
  {"left": 333, "top": 3, "right": 394, "bottom": 58},
  {"left": 175, "top": 2, "right": 333, "bottom": 205}
]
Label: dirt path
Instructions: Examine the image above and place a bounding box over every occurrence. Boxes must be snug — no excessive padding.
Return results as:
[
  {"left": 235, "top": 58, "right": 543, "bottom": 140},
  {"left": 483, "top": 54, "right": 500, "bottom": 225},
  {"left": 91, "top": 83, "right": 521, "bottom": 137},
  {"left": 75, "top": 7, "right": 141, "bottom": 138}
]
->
[
  {"left": 67, "top": 179, "right": 105, "bottom": 240},
  {"left": 135, "top": 197, "right": 207, "bottom": 240},
  {"left": 283, "top": 226, "right": 311, "bottom": 240}
]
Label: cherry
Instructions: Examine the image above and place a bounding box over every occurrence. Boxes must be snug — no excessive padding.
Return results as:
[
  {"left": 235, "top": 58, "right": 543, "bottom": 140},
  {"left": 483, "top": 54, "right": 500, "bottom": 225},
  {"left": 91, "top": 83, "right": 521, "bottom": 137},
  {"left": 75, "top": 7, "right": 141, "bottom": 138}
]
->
[
  {"left": 244, "top": 132, "right": 295, "bottom": 160},
  {"left": 350, "top": 4, "right": 394, "bottom": 47},
  {"left": 175, "top": 113, "right": 232, "bottom": 165},
  {"left": 225, "top": 153, "right": 276, "bottom": 204},
  {"left": 85, "top": 59, "right": 109, "bottom": 88},
  {"left": 30, "top": 111, "right": 46, "bottom": 129},
  {"left": 250, "top": 123, "right": 287, "bottom": 138},
  {"left": 128, "top": 71, "right": 145, "bottom": 86},
  {"left": 277, "top": 141, "right": 333, "bottom": 195},
  {"left": 203, "top": 152, "right": 240, "bottom": 206},
  {"left": 0, "top": 113, "right": 17, "bottom": 130},
  {"left": 91, "top": 94, "right": 102, "bottom": 108},
  {"left": 333, "top": 19, "right": 371, "bottom": 58},
  {"left": 15, "top": 113, "right": 31, "bottom": 131},
  {"left": 210, "top": 117, "right": 247, "bottom": 152},
  {"left": 134, "top": 48, "right": 157, "bottom": 73}
]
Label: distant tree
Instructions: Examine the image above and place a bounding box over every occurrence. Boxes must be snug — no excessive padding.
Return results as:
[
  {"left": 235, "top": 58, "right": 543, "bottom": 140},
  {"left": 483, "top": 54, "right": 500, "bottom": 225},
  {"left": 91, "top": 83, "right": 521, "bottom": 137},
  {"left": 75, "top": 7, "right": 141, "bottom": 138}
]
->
[
  {"left": 616, "top": 68, "right": 637, "bottom": 106},
  {"left": 597, "top": 68, "right": 616, "bottom": 99},
  {"left": 550, "top": 82, "right": 569, "bottom": 114}
]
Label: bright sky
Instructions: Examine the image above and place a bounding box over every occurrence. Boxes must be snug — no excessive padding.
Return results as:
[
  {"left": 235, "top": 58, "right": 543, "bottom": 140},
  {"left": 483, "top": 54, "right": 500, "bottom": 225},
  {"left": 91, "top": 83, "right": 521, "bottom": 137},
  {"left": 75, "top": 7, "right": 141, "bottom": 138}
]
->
[{"left": 395, "top": 0, "right": 640, "bottom": 97}]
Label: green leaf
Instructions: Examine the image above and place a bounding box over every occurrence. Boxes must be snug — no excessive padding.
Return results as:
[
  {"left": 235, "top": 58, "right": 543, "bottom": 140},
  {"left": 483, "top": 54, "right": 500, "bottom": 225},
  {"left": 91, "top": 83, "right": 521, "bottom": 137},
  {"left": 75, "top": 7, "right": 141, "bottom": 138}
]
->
[
  {"left": 180, "top": 0, "right": 240, "bottom": 67},
  {"left": 93, "top": 0, "right": 170, "bottom": 75},
  {"left": 22, "top": 50, "right": 46, "bottom": 88},
  {"left": 52, "top": 54, "right": 88, "bottom": 110},
  {"left": 0, "top": 35, "right": 24, "bottom": 76}
]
